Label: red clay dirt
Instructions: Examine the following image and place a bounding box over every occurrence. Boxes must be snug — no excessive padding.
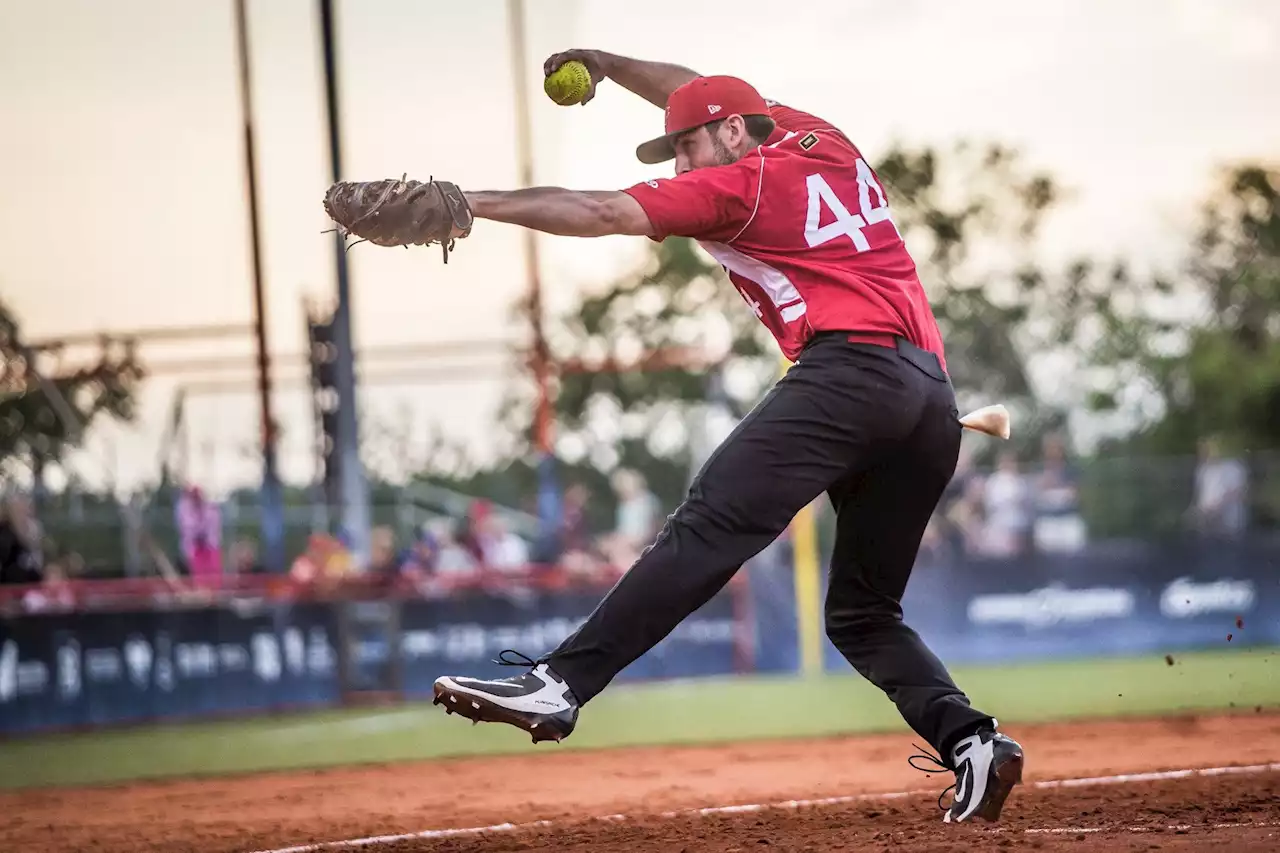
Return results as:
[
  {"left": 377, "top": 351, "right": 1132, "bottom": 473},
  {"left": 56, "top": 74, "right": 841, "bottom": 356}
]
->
[{"left": 4, "top": 711, "right": 1280, "bottom": 853}]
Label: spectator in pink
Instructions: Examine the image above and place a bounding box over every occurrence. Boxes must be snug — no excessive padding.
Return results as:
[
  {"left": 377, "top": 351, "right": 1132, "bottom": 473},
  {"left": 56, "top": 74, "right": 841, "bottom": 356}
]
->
[{"left": 176, "top": 486, "right": 223, "bottom": 588}]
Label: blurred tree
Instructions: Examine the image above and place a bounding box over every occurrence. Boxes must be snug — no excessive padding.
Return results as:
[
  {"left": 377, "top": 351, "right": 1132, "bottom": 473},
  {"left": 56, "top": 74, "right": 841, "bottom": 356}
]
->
[
  {"left": 1078, "top": 164, "right": 1280, "bottom": 531},
  {"left": 0, "top": 298, "right": 145, "bottom": 473},
  {"left": 1094, "top": 165, "right": 1280, "bottom": 456},
  {"left": 497, "top": 236, "right": 776, "bottom": 512}
]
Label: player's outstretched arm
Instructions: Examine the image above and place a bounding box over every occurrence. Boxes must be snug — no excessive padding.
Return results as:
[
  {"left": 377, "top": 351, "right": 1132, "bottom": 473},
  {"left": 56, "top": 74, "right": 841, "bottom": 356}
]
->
[
  {"left": 322, "top": 177, "right": 652, "bottom": 263},
  {"left": 545, "top": 50, "right": 698, "bottom": 108},
  {"left": 465, "top": 188, "right": 653, "bottom": 238}
]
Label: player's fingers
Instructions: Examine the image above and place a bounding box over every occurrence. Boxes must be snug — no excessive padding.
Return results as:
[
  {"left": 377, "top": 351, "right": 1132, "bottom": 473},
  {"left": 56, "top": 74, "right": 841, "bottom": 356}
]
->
[
  {"left": 545, "top": 48, "right": 597, "bottom": 77},
  {"left": 543, "top": 50, "right": 579, "bottom": 76}
]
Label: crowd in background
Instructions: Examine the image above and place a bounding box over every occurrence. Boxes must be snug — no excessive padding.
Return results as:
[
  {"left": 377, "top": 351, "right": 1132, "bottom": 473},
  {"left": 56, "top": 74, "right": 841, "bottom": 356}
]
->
[
  {"left": 0, "top": 435, "right": 1259, "bottom": 597},
  {"left": 920, "top": 434, "right": 1250, "bottom": 561},
  {"left": 284, "top": 467, "right": 665, "bottom": 593}
]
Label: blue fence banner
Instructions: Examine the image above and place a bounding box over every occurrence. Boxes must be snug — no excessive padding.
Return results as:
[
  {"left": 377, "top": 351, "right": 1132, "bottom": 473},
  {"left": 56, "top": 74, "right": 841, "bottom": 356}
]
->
[
  {"left": 4, "top": 533, "right": 1274, "bottom": 736},
  {"left": 0, "top": 601, "right": 340, "bottom": 736},
  {"left": 818, "top": 535, "right": 1280, "bottom": 671},
  {"left": 397, "top": 588, "right": 738, "bottom": 696}
]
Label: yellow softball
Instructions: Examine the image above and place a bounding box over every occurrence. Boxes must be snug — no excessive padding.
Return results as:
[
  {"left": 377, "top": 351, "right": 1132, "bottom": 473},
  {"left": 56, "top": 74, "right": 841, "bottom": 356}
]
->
[{"left": 544, "top": 60, "right": 590, "bottom": 106}]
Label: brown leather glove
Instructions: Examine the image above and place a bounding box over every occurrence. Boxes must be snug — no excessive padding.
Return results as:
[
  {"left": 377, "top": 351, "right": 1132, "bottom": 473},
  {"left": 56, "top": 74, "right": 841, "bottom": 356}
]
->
[{"left": 323, "top": 175, "right": 473, "bottom": 263}]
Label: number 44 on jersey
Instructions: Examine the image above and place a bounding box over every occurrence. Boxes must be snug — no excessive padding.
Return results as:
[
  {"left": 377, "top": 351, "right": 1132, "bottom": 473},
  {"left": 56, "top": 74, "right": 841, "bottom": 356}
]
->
[{"left": 804, "top": 158, "right": 901, "bottom": 251}]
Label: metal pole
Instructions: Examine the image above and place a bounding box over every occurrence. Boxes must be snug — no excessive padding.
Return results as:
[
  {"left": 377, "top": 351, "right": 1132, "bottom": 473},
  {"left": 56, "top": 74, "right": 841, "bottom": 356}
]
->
[
  {"left": 318, "top": 0, "right": 372, "bottom": 566},
  {"left": 506, "top": 0, "right": 551, "bottom": 455},
  {"left": 233, "top": 0, "right": 286, "bottom": 573},
  {"left": 506, "top": 0, "right": 559, "bottom": 547}
]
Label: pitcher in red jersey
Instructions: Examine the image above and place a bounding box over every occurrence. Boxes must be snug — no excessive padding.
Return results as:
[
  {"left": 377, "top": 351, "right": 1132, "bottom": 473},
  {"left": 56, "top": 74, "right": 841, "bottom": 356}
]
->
[{"left": 432, "top": 51, "right": 1023, "bottom": 824}]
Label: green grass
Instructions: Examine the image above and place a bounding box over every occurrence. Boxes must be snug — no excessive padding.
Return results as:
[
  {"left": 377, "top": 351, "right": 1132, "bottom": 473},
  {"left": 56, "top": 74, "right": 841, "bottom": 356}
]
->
[{"left": 1, "top": 647, "right": 1276, "bottom": 790}]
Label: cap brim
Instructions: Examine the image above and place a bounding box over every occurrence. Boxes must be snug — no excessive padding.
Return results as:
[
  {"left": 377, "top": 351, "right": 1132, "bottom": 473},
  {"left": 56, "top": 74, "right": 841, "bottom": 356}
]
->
[
  {"left": 636, "top": 133, "right": 678, "bottom": 165},
  {"left": 634, "top": 114, "right": 777, "bottom": 165}
]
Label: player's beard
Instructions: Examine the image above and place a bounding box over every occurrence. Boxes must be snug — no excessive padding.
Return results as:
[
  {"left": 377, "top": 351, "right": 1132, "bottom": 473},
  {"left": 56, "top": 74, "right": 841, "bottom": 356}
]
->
[{"left": 711, "top": 135, "right": 739, "bottom": 166}]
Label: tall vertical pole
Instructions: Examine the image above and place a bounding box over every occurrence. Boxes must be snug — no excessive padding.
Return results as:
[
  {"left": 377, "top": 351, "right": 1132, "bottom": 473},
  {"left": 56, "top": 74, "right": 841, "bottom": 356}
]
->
[
  {"left": 507, "top": 0, "right": 559, "bottom": 544},
  {"left": 233, "top": 0, "right": 285, "bottom": 573},
  {"left": 781, "top": 354, "right": 823, "bottom": 676},
  {"left": 318, "top": 0, "right": 371, "bottom": 566}
]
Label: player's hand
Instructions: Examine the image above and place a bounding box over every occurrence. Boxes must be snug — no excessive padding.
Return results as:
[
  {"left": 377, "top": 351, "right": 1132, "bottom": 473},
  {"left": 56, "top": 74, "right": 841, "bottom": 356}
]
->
[{"left": 543, "top": 49, "right": 609, "bottom": 104}]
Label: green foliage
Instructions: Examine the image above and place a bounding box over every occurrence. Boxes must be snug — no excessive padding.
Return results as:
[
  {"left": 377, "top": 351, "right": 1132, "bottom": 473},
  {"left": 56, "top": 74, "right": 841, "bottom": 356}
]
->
[
  {"left": 1083, "top": 165, "right": 1280, "bottom": 457},
  {"left": 0, "top": 298, "right": 144, "bottom": 467},
  {"left": 490, "top": 236, "right": 778, "bottom": 513}
]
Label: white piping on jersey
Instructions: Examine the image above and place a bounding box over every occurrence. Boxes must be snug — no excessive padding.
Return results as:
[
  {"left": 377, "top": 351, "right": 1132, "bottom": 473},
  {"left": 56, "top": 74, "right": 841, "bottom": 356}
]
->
[
  {"left": 727, "top": 147, "right": 767, "bottom": 245},
  {"left": 698, "top": 240, "right": 808, "bottom": 324},
  {"left": 725, "top": 130, "right": 807, "bottom": 246}
]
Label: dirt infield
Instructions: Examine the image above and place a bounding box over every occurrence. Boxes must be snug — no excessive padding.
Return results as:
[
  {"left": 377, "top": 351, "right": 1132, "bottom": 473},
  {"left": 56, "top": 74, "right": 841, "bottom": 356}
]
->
[{"left": 5, "top": 711, "right": 1280, "bottom": 853}]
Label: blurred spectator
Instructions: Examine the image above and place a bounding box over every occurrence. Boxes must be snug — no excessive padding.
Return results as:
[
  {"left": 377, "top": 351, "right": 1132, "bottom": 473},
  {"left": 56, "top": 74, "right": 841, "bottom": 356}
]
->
[
  {"left": 933, "top": 443, "right": 984, "bottom": 557},
  {"left": 1191, "top": 436, "right": 1249, "bottom": 537},
  {"left": 369, "top": 525, "right": 399, "bottom": 576},
  {"left": 175, "top": 485, "right": 222, "bottom": 587},
  {"left": 429, "top": 519, "right": 480, "bottom": 578},
  {"left": 979, "top": 450, "right": 1032, "bottom": 557},
  {"left": 228, "top": 539, "right": 264, "bottom": 575},
  {"left": 289, "top": 532, "right": 354, "bottom": 585},
  {"left": 457, "top": 499, "right": 492, "bottom": 565},
  {"left": 21, "top": 557, "right": 75, "bottom": 612},
  {"left": 556, "top": 483, "right": 602, "bottom": 578},
  {"left": 1031, "top": 432, "right": 1087, "bottom": 553},
  {"left": 474, "top": 513, "right": 530, "bottom": 573},
  {"left": 398, "top": 523, "right": 440, "bottom": 581},
  {"left": 615, "top": 469, "right": 661, "bottom": 541},
  {"left": 0, "top": 495, "right": 42, "bottom": 585},
  {"left": 601, "top": 469, "right": 661, "bottom": 569}
]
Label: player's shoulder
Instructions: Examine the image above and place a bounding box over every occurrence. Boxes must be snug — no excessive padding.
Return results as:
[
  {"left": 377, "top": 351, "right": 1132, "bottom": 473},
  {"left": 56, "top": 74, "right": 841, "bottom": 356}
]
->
[
  {"left": 762, "top": 102, "right": 857, "bottom": 158},
  {"left": 758, "top": 127, "right": 858, "bottom": 168}
]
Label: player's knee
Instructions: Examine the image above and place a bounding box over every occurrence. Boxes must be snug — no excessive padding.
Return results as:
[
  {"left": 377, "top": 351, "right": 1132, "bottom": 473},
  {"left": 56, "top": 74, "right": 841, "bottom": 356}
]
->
[{"left": 824, "top": 600, "right": 901, "bottom": 643}]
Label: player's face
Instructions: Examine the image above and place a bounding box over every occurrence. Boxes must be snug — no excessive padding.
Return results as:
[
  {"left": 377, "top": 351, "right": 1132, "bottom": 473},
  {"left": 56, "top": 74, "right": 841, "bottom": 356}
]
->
[{"left": 672, "top": 122, "right": 741, "bottom": 175}]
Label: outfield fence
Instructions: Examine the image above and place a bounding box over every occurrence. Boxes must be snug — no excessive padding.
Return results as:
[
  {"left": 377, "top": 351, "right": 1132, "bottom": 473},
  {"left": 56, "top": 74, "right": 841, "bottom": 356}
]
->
[{"left": 2, "top": 531, "right": 1277, "bottom": 737}]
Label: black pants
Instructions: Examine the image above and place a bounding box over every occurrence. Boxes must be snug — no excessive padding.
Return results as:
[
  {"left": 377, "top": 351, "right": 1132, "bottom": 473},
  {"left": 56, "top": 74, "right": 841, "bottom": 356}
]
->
[{"left": 544, "top": 333, "right": 994, "bottom": 757}]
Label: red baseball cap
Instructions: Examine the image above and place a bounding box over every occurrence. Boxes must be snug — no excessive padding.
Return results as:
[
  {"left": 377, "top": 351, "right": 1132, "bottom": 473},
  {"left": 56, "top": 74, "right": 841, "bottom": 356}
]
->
[{"left": 635, "top": 75, "right": 775, "bottom": 165}]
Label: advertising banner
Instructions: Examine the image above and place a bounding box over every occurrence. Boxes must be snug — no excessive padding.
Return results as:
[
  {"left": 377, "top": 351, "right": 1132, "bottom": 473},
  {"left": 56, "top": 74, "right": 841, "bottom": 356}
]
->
[
  {"left": 398, "top": 588, "right": 739, "bottom": 696},
  {"left": 0, "top": 601, "right": 340, "bottom": 735},
  {"left": 820, "top": 536, "right": 1280, "bottom": 670}
]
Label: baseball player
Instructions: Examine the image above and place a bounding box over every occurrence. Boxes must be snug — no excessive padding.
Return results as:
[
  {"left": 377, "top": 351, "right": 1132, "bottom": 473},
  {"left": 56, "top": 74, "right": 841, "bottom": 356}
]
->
[{"left": 329, "top": 50, "right": 1024, "bottom": 824}]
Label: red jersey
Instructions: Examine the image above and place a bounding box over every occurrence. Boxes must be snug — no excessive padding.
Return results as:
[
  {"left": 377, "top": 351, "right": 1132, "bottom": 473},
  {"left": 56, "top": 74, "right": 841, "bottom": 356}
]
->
[{"left": 621, "top": 102, "right": 946, "bottom": 368}]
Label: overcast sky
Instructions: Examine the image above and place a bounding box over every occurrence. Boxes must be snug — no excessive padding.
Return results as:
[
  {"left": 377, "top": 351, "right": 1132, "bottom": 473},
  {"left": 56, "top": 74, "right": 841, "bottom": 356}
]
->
[{"left": 2, "top": 0, "right": 1278, "bottom": 493}]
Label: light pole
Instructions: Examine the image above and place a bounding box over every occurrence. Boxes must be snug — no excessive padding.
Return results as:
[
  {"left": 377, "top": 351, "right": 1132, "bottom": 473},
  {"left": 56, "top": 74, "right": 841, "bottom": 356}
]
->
[
  {"left": 317, "top": 0, "right": 373, "bottom": 566},
  {"left": 232, "top": 0, "right": 285, "bottom": 572}
]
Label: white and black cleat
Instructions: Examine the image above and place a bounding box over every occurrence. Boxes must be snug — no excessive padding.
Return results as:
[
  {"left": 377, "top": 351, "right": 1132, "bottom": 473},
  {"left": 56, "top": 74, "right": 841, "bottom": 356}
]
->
[
  {"left": 432, "top": 650, "right": 579, "bottom": 744},
  {"left": 911, "top": 727, "right": 1024, "bottom": 824}
]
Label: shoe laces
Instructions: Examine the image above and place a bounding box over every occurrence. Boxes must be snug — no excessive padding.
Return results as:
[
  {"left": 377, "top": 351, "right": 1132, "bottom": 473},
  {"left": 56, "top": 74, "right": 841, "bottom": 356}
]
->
[
  {"left": 907, "top": 744, "right": 955, "bottom": 812},
  {"left": 493, "top": 649, "right": 537, "bottom": 667}
]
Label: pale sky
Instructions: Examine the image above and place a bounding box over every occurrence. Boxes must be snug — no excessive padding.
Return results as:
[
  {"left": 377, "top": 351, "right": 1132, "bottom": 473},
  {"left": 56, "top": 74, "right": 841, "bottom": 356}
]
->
[{"left": 2, "top": 0, "right": 1278, "bottom": 494}]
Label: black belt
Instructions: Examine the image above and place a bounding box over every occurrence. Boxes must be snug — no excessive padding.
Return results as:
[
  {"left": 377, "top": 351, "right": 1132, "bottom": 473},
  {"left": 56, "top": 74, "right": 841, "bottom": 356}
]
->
[{"left": 804, "top": 331, "right": 948, "bottom": 383}]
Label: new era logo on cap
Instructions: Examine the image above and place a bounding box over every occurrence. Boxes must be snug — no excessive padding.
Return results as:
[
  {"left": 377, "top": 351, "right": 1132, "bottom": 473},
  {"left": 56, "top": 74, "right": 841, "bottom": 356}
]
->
[{"left": 707, "top": 104, "right": 722, "bottom": 115}]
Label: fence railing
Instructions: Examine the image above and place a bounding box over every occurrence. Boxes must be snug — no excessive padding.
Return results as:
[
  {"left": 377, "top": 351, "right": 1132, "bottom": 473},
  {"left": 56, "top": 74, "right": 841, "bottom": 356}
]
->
[{"left": 16, "top": 450, "right": 1280, "bottom": 578}]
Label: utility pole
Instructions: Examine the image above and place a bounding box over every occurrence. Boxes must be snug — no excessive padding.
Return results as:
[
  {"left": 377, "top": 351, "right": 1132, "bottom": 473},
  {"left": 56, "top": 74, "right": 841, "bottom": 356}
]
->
[
  {"left": 506, "top": 0, "right": 560, "bottom": 546},
  {"left": 232, "top": 0, "right": 285, "bottom": 572},
  {"left": 318, "top": 0, "right": 372, "bottom": 566}
]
